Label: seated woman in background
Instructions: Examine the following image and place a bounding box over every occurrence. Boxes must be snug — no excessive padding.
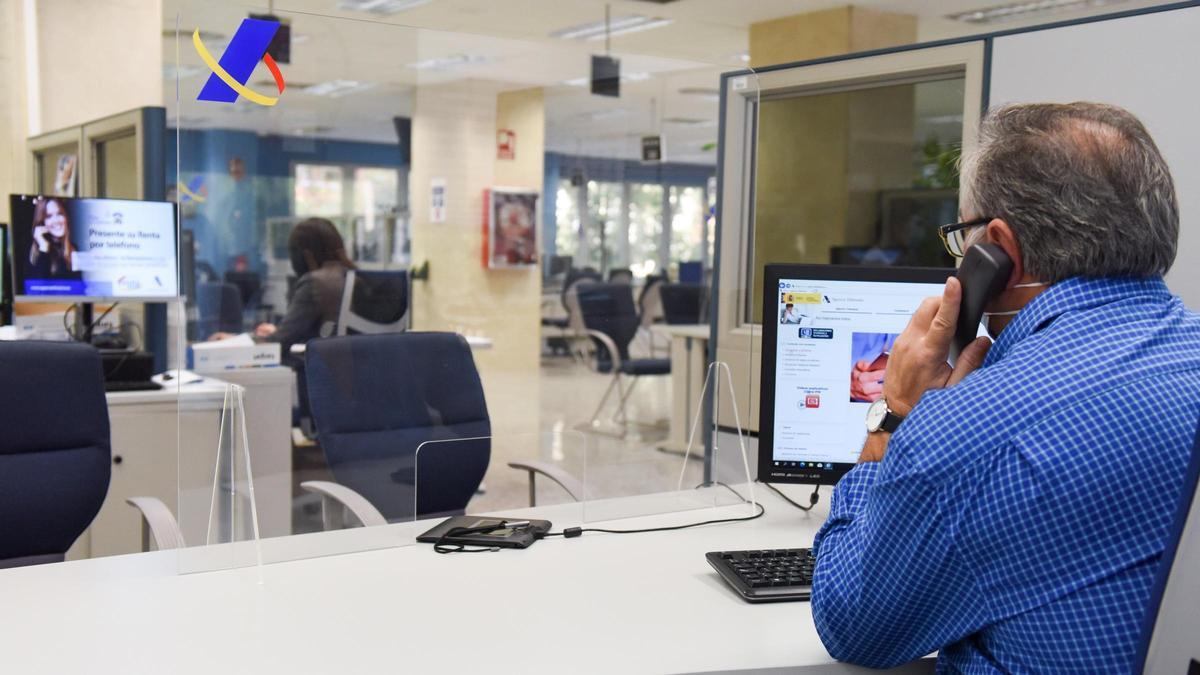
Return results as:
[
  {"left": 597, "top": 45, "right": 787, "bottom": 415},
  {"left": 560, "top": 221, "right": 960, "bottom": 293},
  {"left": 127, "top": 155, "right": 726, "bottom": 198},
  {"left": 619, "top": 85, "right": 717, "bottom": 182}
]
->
[{"left": 210, "top": 217, "right": 354, "bottom": 355}]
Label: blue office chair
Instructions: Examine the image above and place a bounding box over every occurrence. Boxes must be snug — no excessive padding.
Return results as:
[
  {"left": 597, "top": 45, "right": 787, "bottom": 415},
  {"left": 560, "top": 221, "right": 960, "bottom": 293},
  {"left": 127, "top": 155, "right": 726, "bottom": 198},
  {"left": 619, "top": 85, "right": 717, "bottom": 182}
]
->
[
  {"left": 576, "top": 282, "right": 670, "bottom": 434},
  {"left": 0, "top": 342, "right": 110, "bottom": 568},
  {"left": 659, "top": 283, "right": 707, "bottom": 325},
  {"left": 304, "top": 332, "right": 490, "bottom": 522},
  {"left": 1135, "top": 421, "right": 1200, "bottom": 673}
]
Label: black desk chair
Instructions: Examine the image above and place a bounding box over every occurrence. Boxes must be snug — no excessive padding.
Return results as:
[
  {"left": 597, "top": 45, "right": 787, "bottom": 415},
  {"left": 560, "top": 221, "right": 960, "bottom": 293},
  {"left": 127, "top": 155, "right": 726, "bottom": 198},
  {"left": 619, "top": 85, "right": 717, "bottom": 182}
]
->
[
  {"left": 660, "top": 283, "right": 707, "bottom": 325},
  {"left": 1135, "top": 421, "right": 1200, "bottom": 673},
  {"left": 576, "top": 282, "right": 670, "bottom": 434},
  {"left": 195, "top": 281, "right": 243, "bottom": 338},
  {"left": 223, "top": 271, "right": 263, "bottom": 309},
  {"left": 334, "top": 269, "right": 411, "bottom": 336},
  {"left": 0, "top": 342, "right": 110, "bottom": 568},
  {"left": 542, "top": 267, "right": 602, "bottom": 356},
  {"left": 303, "top": 332, "right": 490, "bottom": 525}
]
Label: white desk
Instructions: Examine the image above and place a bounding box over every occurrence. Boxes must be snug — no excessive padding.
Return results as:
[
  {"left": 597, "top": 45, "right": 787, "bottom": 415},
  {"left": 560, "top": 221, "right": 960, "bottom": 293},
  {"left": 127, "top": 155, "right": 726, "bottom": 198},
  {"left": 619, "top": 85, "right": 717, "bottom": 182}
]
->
[
  {"left": 69, "top": 370, "right": 293, "bottom": 560},
  {"left": 0, "top": 487, "right": 933, "bottom": 674},
  {"left": 653, "top": 324, "right": 711, "bottom": 453},
  {"left": 289, "top": 333, "right": 494, "bottom": 356}
]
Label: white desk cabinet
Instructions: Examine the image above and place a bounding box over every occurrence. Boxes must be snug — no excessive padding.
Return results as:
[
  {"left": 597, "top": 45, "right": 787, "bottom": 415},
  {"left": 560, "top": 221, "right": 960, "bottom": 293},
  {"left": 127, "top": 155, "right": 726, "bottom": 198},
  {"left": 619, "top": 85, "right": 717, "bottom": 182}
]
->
[{"left": 68, "top": 369, "right": 293, "bottom": 560}]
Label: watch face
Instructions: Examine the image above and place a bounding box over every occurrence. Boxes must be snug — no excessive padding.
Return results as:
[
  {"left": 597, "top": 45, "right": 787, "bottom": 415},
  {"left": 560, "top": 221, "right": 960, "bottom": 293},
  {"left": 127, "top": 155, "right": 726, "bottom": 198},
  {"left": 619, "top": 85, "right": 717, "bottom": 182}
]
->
[{"left": 865, "top": 398, "right": 888, "bottom": 432}]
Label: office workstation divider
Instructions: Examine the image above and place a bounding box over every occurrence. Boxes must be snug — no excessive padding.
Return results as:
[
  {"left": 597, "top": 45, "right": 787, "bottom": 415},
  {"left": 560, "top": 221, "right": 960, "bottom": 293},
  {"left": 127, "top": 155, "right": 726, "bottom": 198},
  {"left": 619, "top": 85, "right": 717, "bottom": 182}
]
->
[{"left": 169, "top": 3, "right": 754, "bottom": 568}]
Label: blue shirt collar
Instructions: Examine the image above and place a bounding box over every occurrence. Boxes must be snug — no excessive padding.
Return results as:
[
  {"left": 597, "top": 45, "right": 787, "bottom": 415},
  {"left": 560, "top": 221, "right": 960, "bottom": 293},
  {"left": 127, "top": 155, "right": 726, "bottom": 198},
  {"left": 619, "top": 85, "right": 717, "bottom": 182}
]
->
[{"left": 983, "top": 276, "right": 1173, "bottom": 366}]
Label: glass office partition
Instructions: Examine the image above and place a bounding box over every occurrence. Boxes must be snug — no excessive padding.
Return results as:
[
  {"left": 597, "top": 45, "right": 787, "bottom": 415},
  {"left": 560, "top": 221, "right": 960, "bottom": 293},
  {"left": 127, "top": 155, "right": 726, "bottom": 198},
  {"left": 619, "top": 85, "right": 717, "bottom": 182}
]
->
[{"left": 170, "top": 2, "right": 752, "bottom": 565}]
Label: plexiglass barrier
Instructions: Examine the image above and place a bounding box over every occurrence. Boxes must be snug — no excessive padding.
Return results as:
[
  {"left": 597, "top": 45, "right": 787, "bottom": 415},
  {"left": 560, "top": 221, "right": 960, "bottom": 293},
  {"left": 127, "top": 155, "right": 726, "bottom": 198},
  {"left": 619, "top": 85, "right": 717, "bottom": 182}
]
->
[{"left": 169, "top": 3, "right": 759, "bottom": 567}]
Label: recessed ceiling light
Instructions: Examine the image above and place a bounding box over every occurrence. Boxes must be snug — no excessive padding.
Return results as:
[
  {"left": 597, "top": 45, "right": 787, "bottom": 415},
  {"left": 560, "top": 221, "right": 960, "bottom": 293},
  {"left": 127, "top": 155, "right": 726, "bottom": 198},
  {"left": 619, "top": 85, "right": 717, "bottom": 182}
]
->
[
  {"left": 302, "top": 80, "right": 377, "bottom": 97},
  {"left": 549, "top": 15, "right": 673, "bottom": 41},
  {"left": 406, "top": 53, "right": 488, "bottom": 71},
  {"left": 338, "top": 0, "right": 432, "bottom": 15},
  {"left": 946, "top": 0, "right": 1125, "bottom": 23}
]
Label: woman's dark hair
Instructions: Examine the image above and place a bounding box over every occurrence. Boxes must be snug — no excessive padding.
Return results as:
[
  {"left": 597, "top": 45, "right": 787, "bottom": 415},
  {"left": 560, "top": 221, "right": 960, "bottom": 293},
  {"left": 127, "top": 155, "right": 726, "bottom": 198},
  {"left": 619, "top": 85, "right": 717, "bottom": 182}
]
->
[{"left": 288, "top": 218, "right": 355, "bottom": 275}]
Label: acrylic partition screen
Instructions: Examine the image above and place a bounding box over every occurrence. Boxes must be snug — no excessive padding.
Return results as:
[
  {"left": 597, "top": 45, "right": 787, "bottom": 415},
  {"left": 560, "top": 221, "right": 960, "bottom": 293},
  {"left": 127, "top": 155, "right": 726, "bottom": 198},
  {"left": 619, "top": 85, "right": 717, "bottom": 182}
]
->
[
  {"left": 169, "top": 1, "right": 755, "bottom": 567},
  {"left": 741, "top": 42, "right": 984, "bottom": 490}
]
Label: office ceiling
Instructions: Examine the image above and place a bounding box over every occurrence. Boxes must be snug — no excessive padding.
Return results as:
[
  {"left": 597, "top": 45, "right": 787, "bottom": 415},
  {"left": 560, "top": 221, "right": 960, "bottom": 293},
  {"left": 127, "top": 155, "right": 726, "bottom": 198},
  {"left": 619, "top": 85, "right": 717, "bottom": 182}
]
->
[{"left": 163, "top": 0, "right": 1175, "bottom": 163}]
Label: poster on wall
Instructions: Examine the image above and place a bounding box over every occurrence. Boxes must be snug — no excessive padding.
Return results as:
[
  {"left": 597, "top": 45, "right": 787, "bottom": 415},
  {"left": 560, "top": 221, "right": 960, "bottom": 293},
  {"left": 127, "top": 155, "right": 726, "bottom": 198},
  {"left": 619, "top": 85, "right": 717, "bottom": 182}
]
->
[
  {"left": 482, "top": 187, "right": 538, "bottom": 269},
  {"left": 430, "top": 178, "right": 447, "bottom": 223},
  {"left": 52, "top": 155, "right": 78, "bottom": 197}
]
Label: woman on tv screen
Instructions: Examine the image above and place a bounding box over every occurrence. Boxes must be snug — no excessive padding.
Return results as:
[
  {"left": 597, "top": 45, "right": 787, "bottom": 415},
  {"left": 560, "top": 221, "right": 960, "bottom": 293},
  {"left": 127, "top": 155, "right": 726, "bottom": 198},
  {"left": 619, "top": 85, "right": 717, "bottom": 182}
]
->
[{"left": 27, "top": 197, "right": 82, "bottom": 280}]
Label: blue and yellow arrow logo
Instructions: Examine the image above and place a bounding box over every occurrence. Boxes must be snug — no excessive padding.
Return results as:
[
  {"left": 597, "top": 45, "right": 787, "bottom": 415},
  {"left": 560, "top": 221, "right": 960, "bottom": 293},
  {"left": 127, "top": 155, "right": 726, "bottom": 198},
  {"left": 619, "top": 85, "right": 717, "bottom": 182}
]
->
[{"left": 194, "top": 18, "right": 285, "bottom": 106}]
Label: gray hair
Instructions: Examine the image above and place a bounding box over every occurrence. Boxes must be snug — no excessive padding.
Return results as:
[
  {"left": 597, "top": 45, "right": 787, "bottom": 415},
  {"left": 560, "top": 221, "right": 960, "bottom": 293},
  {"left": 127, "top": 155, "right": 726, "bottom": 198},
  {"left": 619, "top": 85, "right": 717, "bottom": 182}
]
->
[{"left": 959, "top": 102, "right": 1178, "bottom": 282}]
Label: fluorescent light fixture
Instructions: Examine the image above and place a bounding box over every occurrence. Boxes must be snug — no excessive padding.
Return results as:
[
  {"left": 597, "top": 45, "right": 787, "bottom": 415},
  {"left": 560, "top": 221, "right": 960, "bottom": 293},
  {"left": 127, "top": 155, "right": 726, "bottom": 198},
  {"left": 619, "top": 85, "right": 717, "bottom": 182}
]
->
[
  {"left": 946, "top": 0, "right": 1125, "bottom": 23},
  {"left": 678, "top": 87, "right": 720, "bottom": 101},
  {"left": 663, "top": 117, "right": 715, "bottom": 127},
  {"left": 558, "top": 71, "right": 649, "bottom": 87},
  {"left": 302, "top": 80, "right": 377, "bottom": 98},
  {"left": 338, "top": 0, "right": 432, "bottom": 15},
  {"left": 406, "top": 53, "right": 488, "bottom": 71},
  {"left": 580, "top": 108, "right": 629, "bottom": 121},
  {"left": 550, "top": 15, "right": 673, "bottom": 41}
]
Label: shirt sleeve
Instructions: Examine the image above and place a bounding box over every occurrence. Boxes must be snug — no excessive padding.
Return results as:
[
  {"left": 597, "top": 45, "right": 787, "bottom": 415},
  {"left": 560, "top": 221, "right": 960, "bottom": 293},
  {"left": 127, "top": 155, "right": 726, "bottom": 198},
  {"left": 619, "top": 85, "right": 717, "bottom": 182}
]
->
[
  {"left": 269, "top": 275, "right": 323, "bottom": 354},
  {"left": 810, "top": 451, "right": 991, "bottom": 668}
]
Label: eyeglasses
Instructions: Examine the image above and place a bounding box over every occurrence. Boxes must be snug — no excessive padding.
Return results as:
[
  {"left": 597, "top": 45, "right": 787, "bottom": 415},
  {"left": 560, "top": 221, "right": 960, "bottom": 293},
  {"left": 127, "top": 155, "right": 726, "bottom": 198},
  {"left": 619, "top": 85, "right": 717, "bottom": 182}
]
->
[{"left": 938, "top": 216, "right": 991, "bottom": 258}]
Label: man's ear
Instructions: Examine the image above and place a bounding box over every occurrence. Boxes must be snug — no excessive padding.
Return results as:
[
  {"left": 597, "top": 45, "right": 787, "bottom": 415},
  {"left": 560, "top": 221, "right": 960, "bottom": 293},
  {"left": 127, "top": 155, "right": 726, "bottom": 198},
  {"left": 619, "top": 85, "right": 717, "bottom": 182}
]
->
[{"left": 985, "top": 218, "right": 1025, "bottom": 287}]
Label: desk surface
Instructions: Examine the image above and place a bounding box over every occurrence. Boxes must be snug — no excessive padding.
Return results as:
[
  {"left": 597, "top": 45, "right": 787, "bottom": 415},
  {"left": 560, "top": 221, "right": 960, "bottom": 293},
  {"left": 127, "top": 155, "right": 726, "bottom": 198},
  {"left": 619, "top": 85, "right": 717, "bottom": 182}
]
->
[
  {"left": 0, "top": 487, "right": 923, "bottom": 674},
  {"left": 652, "top": 323, "right": 710, "bottom": 339}
]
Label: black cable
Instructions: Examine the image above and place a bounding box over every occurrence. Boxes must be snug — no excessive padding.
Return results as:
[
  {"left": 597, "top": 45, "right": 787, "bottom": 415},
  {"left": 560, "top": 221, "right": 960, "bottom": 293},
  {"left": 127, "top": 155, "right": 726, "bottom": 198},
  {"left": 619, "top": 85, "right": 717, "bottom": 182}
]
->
[
  {"left": 760, "top": 481, "right": 820, "bottom": 512},
  {"left": 540, "top": 499, "right": 765, "bottom": 540}
]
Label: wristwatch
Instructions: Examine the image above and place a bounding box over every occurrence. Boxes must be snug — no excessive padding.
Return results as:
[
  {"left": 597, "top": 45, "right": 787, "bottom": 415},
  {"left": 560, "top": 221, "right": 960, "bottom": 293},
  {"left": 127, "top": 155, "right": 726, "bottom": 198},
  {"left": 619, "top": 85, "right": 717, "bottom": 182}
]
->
[{"left": 865, "top": 397, "right": 905, "bottom": 433}]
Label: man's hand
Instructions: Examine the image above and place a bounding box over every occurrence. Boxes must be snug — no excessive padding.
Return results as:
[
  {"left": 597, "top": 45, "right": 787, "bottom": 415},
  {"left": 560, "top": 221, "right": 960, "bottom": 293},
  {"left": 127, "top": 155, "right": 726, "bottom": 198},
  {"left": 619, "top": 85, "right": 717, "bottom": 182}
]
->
[{"left": 883, "top": 277, "right": 992, "bottom": 417}]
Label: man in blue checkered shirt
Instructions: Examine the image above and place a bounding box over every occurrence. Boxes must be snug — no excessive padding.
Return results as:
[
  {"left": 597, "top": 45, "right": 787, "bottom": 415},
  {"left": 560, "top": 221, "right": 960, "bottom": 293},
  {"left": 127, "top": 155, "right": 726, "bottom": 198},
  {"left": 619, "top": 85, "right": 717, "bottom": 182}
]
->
[{"left": 811, "top": 102, "right": 1200, "bottom": 672}]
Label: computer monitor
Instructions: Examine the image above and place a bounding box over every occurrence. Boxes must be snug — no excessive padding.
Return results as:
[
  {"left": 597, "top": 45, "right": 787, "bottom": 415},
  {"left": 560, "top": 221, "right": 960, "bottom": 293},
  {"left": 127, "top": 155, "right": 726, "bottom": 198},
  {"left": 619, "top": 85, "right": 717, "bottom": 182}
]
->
[
  {"left": 0, "top": 223, "right": 10, "bottom": 323},
  {"left": 9, "top": 195, "right": 179, "bottom": 302},
  {"left": 758, "top": 263, "right": 954, "bottom": 484}
]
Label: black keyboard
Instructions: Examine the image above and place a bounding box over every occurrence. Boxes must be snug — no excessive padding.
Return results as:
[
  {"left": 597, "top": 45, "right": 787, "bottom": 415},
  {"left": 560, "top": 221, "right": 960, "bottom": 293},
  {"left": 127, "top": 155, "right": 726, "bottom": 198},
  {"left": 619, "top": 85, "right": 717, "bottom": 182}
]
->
[
  {"left": 706, "top": 548, "right": 814, "bottom": 603},
  {"left": 104, "top": 380, "right": 163, "bottom": 392}
]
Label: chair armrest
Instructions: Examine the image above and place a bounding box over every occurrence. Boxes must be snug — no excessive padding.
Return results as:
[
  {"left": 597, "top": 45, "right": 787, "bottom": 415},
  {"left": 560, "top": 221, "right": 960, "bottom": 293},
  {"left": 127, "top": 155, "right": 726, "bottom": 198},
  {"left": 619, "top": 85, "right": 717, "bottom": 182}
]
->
[
  {"left": 507, "top": 460, "right": 584, "bottom": 503},
  {"left": 300, "top": 481, "right": 387, "bottom": 528},
  {"left": 585, "top": 329, "right": 623, "bottom": 372},
  {"left": 125, "top": 497, "right": 185, "bottom": 551}
]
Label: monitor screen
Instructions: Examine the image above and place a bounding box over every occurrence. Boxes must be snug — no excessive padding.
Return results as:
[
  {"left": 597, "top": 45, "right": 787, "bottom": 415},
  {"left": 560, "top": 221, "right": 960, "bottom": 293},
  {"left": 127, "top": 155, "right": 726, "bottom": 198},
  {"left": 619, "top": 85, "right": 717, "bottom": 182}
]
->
[
  {"left": 758, "top": 264, "right": 954, "bottom": 484},
  {"left": 9, "top": 195, "right": 178, "bottom": 301},
  {"left": 0, "top": 223, "right": 9, "bottom": 315}
]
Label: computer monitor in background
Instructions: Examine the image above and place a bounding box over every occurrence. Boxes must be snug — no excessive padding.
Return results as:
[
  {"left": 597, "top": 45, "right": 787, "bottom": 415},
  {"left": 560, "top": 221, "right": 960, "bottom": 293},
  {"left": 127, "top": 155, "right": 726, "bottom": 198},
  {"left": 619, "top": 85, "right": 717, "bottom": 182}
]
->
[
  {"left": 0, "top": 224, "right": 10, "bottom": 324},
  {"left": 758, "top": 263, "right": 954, "bottom": 484},
  {"left": 829, "top": 246, "right": 904, "bottom": 266},
  {"left": 8, "top": 195, "right": 179, "bottom": 302},
  {"left": 180, "top": 228, "right": 196, "bottom": 303},
  {"left": 678, "top": 261, "right": 703, "bottom": 285}
]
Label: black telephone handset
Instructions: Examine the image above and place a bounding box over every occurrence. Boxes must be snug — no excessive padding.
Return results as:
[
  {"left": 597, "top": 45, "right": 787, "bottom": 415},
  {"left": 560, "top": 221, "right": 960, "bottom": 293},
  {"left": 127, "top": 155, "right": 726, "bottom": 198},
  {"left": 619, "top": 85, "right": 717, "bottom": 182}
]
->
[{"left": 951, "top": 243, "right": 1014, "bottom": 363}]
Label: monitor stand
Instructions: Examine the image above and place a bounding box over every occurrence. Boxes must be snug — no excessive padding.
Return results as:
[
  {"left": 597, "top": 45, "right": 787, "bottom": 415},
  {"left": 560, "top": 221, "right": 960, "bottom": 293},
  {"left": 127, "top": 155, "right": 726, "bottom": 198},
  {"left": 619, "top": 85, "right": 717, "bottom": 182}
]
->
[{"left": 75, "top": 302, "right": 95, "bottom": 343}]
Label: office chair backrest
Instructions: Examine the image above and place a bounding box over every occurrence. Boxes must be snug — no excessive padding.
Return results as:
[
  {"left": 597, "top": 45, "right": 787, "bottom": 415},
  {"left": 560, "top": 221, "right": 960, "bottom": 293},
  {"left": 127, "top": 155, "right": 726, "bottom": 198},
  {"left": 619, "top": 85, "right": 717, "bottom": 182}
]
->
[
  {"left": 608, "top": 268, "right": 633, "bottom": 284},
  {"left": 0, "top": 342, "right": 111, "bottom": 568},
  {"left": 195, "top": 281, "right": 243, "bottom": 337},
  {"left": 562, "top": 268, "right": 602, "bottom": 334},
  {"left": 1135, "top": 422, "right": 1200, "bottom": 673},
  {"left": 660, "top": 283, "right": 707, "bottom": 325},
  {"left": 577, "top": 282, "right": 639, "bottom": 365},
  {"left": 305, "top": 332, "right": 490, "bottom": 521},
  {"left": 336, "top": 269, "right": 410, "bottom": 336},
  {"left": 638, "top": 274, "right": 667, "bottom": 328}
]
